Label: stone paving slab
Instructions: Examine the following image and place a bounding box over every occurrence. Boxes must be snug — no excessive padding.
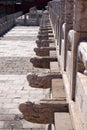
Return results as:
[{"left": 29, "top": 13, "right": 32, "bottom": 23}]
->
[
  {"left": 0, "top": 119, "right": 45, "bottom": 129},
  {"left": 1, "top": 36, "right": 37, "bottom": 41},
  {"left": 0, "top": 41, "right": 36, "bottom": 56},
  {"left": 0, "top": 26, "right": 50, "bottom": 129},
  {"left": 0, "top": 128, "right": 44, "bottom": 130},
  {"left": 0, "top": 75, "right": 50, "bottom": 115}
]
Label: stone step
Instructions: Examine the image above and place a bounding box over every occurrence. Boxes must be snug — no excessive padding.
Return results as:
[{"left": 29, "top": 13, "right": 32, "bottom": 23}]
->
[{"left": 54, "top": 112, "right": 74, "bottom": 130}]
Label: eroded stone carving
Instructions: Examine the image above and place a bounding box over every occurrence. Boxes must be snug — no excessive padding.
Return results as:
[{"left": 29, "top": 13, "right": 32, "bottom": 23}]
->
[
  {"left": 39, "top": 27, "right": 52, "bottom": 31},
  {"left": 34, "top": 47, "right": 56, "bottom": 56},
  {"left": 36, "top": 39, "right": 54, "bottom": 47},
  {"left": 37, "top": 34, "right": 54, "bottom": 40},
  {"left": 30, "top": 56, "right": 57, "bottom": 68},
  {"left": 38, "top": 30, "right": 53, "bottom": 35},
  {"left": 40, "top": 25, "right": 52, "bottom": 29},
  {"left": 19, "top": 99, "right": 68, "bottom": 124},
  {"left": 27, "top": 72, "right": 62, "bottom": 88}
]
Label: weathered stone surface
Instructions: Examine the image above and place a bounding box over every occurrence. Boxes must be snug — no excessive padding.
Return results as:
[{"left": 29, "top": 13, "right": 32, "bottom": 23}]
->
[
  {"left": 78, "top": 41, "right": 87, "bottom": 75},
  {"left": 36, "top": 39, "right": 54, "bottom": 44},
  {"left": 30, "top": 56, "right": 57, "bottom": 68},
  {"left": 37, "top": 34, "right": 54, "bottom": 40},
  {"left": 40, "top": 25, "right": 52, "bottom": 28},
  {"left": 36, "top": 42, "right": 49, "bottom": 47},
  {"left": 58, "top": 0, "right": 65, "bottom": 54},
  {"left": 34, "top": 47, "right": 56, "bottom": 56},
  {"left": 0, "top": 25, "right": 49, "bottom": 129},
  {"left": 55, "top": 113, "right": 73, "bottom": 130},
  {"left": 74, "top": 0, "right": 87, "bottom": 32},
  {"left": 36, "top": 39, "right": 54, "bottom": 47},
  {"left": 62, "top": 0, "right": 74, "bottom": 70},
  {"left": 39, "top": 27, "right": 52, "bottom": 31},
  {"left": 76, "top": 73, "right": 87, "bottom": 129},
  {"left": 19, "top": 99, "right": 68, "bottom": 124},
  {"left": 67, "top": 30, "right": 74, "bottom": 51},
  {"left": 77, "top": 60, "right": 85, "bottom": 73},
  {"left": 38, "top": 30, "right": 53, "bottom": 34},
  {"left": 60, "top": 0, "right": 65, "bottom": 22},
  {"left": 34, "top": 47, "right": 49, "bottom": 56},
  {"left": 63, "top": 25, "right": 73, "bottom": 70},
  {"left": 27, "top": 72, "right": 62, "bottom": 88},
  {"left": 65, "top": 0, "right": 74, "bottom": 24}
]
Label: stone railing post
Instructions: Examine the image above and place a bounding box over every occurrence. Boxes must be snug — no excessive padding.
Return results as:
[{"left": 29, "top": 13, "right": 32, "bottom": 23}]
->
[
  {"left": 71, "top": 0, "right": 87, "bottom": 100},
  {"left": 48, "top": 0, "right": 60, "bottom": 39},
  {"left": 63, "top": 0, "right": 74, "bottom": 70},
  {"left": 58, "top": 0, "right": 65, "bottom": 54}
]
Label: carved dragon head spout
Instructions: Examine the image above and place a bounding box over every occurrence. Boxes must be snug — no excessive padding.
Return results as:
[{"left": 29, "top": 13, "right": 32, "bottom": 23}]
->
[
  {"left": 19, "top": 99, "right": 68, "bottom": 124},
  {"left": 30, "top": 57, "right": 40, "bottom": 66},
  {"left": 30, "top": 57, "right": 50, "bottom": 68},
  {"left": 27, "top": 73, "right": 51, "bottom": 89},
  {"left": 36, "top": 39, "right": 41, "bottom": 44},
  {"left": 19, "top": 102, "right": 33, "bottom": 114},
  {"left": 30, "top": 57, "right": 45, "bottom": 68},
  {"left": 19, "top": 102, "right": 38, "bottom": 123},
  {"left": 27, "top": 73, "right": 41, "bottom": 88},
  {"left": 27, "top": 72, "right": 62, "bottom": 89},
  {"left": 19, "top": 101, "right": 54, "bottom": 124}
]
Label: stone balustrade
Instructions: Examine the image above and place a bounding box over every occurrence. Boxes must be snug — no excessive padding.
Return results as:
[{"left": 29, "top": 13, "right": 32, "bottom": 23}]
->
[
  {"left": 48, "top": 0, "right": 87, "bottom": 129},
  {"left": 0, "top": 11, "right": 22, "bottom": 36}
]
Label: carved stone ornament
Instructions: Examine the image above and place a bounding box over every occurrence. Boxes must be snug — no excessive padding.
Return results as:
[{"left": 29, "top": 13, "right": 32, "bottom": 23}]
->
[
  {"left": 30, "top": 56, "right": 57, "bottom": 68},
  {"left": 34, "top": 47, "right": 56, "bottom": 56},
  {"left": 27, "top": 72, "right": 62, "bottom": 88},
  {"left": 19, "top": 99, "right": 68, "bottom": 124}
]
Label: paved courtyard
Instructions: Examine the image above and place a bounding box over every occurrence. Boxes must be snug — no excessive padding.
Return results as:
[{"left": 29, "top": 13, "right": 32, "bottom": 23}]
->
[{"left": 0, "top": 26, "right": 50, "bottom": 130}]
